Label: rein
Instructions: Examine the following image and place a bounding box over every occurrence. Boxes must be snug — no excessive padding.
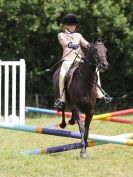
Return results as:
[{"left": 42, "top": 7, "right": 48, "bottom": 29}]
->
[
  {"left": 79, "top": 62, "right": 106, "bottom": 96},
  {"left": 45, "top": 49, "right": 74, "bottom": 72},
  {"left": 78, "top": 60, "right": 99, "bottom": 86}
]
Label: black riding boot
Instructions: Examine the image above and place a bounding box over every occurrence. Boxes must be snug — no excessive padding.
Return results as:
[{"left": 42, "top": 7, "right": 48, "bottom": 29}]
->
[
  {"left": 54, "top": 98, "right": 65, "bottom": 109},
  {"left": 97, "top": 94, "right": 113, "bottom": 104}
]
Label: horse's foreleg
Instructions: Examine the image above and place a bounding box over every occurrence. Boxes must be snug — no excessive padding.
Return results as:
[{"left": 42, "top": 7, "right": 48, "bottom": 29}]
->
[
  {"left": 77, "top": 116, "right": 87, "bottom": 159},
  {"left": 84, "top": 112, "right": 93, "bottom": 151},
  {"left": 60, "top": 107, "right": 66, "bottom": 129},
  {"left": 71, "top": 107, "right": 87, "bottom": 158}
]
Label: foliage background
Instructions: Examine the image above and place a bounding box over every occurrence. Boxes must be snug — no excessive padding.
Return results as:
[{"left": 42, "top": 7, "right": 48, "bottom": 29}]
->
[{"left": 0, "top": 0, "right": 133, "bottom": 109}]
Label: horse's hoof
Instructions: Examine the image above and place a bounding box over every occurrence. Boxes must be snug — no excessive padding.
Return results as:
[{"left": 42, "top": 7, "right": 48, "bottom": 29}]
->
[
  {"left": 80, "top": 151, "right": 87, "bottom": 159},
  {"left": 60, "top": 123, "right": 66, "bottom": 129},
  {"left": 68, "top": 119, "right": 76, "bottom": 125}
]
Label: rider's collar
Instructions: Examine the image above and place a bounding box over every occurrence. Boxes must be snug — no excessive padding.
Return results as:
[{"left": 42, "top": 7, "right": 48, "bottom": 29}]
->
[{"left": 65, "top": 29, "right": 75, "bottom": 34}]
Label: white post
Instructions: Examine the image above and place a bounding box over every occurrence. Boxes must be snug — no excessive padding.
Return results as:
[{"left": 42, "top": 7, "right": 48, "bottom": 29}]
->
[
  {"left": 4, "top": 65, "right": 9, "bottom": 123},
  {"left": 0, "top": 60, "right": 1, "bottom": 121},
  {"left": 19, "top": 59, "right": 26, "bottom": 124},
  {"left": 12, "top": 65, "right": 16, "bottom": 118},
  {"left": 0, "top": 59, "right": 26, "bottom": 125}
]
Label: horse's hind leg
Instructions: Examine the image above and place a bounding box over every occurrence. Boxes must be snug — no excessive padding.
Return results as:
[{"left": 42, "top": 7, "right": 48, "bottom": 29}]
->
[
  {"left": 60, "top": 107, "right": 66, "bottom": 129},
  {"left": 68, "top": 106, "right": 77, "bottom": 125}
]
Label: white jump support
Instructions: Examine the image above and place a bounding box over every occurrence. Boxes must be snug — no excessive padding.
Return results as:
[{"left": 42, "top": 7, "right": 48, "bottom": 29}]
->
[{"left": 0, "top": 59, "right": 26, "bottom": 124}]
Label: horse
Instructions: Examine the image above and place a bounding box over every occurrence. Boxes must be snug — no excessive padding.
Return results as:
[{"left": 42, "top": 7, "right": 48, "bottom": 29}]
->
[{"left": 53, "top": 40, "right": 109, "bottom": 158}]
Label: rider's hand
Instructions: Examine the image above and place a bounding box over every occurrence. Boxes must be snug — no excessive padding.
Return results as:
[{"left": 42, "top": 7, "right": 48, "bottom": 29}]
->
[{"left": 68, "top": 42, "right": 80, "bottom": 49}]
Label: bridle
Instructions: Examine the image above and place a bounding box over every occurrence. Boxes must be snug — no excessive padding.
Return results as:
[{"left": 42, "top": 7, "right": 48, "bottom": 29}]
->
[
  {"left": 86, "top": 43, "right": 107, "bottom": 70},
  {"left": 78, "top": 43, "right": 107, "bottom": 89}
]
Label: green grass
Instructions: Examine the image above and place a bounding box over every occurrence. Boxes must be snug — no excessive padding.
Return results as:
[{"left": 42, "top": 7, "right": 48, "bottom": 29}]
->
[{"left": 0, "top": 114, "right": 133, "bottom": 177}]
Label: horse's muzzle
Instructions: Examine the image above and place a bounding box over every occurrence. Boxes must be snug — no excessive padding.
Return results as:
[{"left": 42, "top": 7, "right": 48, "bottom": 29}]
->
[{"left": 99, "top": 63, "right": 109, "bottom": 72}]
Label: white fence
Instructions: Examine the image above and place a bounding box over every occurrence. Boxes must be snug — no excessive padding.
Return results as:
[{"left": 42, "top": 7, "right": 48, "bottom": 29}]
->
[{"left": 0, "top": 59, "right": 26, "bottom": 124}]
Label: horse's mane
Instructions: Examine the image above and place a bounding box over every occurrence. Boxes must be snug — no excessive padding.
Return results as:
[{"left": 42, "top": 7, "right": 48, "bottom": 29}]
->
[{"left": 83, "top": 44, "right": 95, "bottom": 64}]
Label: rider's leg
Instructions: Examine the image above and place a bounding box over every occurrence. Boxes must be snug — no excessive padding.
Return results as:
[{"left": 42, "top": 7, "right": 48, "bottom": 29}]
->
[
  {"left": 59, "top": 61, "right": 73, "bottom": 101},
  {"left": 96, "top": 71, "right": 113, "bottom": 103},
  {"left": 59, "top": 65, "right": 66, "bottom": 103},
  {"left": 54, "top": 60, "right": 73, "bottom": 108}
]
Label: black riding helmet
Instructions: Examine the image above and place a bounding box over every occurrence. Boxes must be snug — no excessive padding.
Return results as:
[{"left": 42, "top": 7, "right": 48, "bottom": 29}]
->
[{"left": 62, "top": 14, "right": 79, "bottom": 25}]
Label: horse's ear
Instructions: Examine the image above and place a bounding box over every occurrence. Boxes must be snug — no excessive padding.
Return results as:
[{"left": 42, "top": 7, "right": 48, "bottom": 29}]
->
[
  {"left": 90, "top": 39, "right": 94, "bottom": 45},
  {"left": 97, "top": 37, "right": 103, "bottom": 43},
  {"left": 103, "top": 39, "right": 107, "bottom": 44},
  {"left": 97, "top": 37, "right": 107, "bottom": 44},
  {"left": 93, "top": 37, "right": 103, "bottom": 43},
  {"left": 90, "top": 42, "right": 93, "bottom": 46}
]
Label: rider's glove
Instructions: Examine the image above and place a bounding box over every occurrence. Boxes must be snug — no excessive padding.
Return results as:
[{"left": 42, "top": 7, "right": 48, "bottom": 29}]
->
[{"left": 68, "top": 42, "right": 80, "bottom": 49}]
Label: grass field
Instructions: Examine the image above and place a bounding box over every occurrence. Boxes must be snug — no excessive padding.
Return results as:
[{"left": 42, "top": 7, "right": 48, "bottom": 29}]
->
[{"left": 0, "top": 114, "right": 133, "bottom": 177}]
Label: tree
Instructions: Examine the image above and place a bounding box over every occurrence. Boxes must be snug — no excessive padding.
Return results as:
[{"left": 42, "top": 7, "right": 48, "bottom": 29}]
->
[{"left": 0, "top": 0, "right": 132, "bottom": 107}]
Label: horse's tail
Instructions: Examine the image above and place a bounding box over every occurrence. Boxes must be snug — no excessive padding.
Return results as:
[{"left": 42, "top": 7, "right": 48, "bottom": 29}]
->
[
  {"left": 64, "top": 76, "right": 71, "bottom": 103},
  {"left": 53, "top": 67, "right": 60, "bottom": 99}
]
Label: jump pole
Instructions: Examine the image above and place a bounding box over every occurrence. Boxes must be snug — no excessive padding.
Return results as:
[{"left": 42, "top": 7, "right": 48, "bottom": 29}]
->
[
  {"left": 21, "top": 140, "right": 103, "bottom": 155},
  {"left": 45, "top": 115, "right": 133, "bottom": 128},
  {"left": 102, "top": 117, "right": 133, "bottom": 124},
  {"left": 22, "top": 133, "right": 133, "bottom": 155},
  {"left": 26, "top": 106, "right": 133, "bottom": 120},
  {"left": 0, "top": 123, "right": 83, "bottom": 138},
  {"left": 1, "top": 123, "right": 133, "bottom": 155},
  {"left": 93, "top": 109, "right": 133, "bottom": 120},
  {"left": 45, "top": 116, "right": 133, "bottom": 128},
  {"left": 1, "top": 123, "right": 133, "bottom": 146}
]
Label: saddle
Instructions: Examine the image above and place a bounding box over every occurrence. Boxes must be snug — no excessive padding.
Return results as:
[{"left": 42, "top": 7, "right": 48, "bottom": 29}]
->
[{"left": 65, "top": 62, "right": 80, "bottom": 91}]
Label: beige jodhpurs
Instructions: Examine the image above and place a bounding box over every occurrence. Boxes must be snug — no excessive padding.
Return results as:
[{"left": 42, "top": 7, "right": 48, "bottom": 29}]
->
[
  {"left": 59, "top": 60, "right": 75, "bottom": 102},
  {"left": 59, "top": 61, "right": 104, "bottom": 102}
]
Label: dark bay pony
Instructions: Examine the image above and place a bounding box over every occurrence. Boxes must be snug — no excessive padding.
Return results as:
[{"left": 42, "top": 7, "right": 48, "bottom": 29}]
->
[{"left": 53, "top": 40, "right": 109, "bottom": 158}]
